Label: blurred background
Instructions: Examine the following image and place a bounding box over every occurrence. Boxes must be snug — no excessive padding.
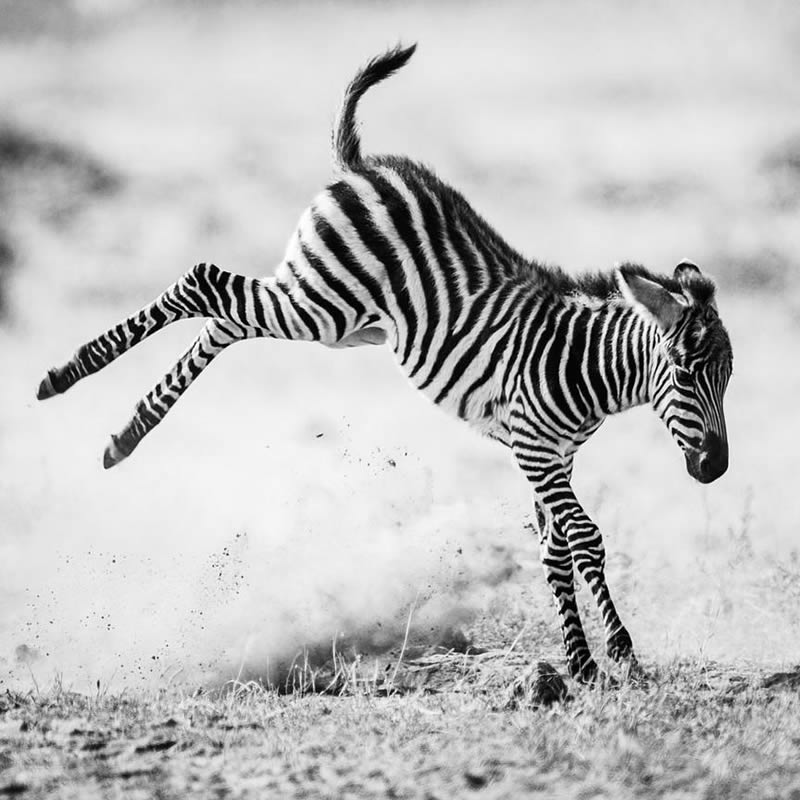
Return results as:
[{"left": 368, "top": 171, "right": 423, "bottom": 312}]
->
[{"left": 1, "top": 0, "right": 799, "bottom": 692}]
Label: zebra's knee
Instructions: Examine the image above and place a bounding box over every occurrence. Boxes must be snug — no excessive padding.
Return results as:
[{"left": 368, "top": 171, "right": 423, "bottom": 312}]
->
[
  {"left": 572, "top": 545, "right": 606, "bottom": 582},
  {"left": 541, "top": 548, "right": 574, "bottom": 593}
]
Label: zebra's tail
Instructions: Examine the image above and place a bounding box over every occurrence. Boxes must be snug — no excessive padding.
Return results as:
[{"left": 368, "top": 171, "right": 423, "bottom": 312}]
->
[{"left": 333, "top": 43, "right": 417, "bottom": 172}]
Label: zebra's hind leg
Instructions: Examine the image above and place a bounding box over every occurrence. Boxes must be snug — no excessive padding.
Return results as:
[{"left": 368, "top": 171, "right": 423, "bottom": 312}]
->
[
  {"left": 37, "top": 262, "right": 296, "bottom": 400},
  {"left": 38, "top": 263, "right": 221, "bottom": 400},
  {"left": 40, "top": 259, "right": 388, "bottom": 465},
  {"left": 103, "top": 319, "right": 261, "bottom": 468}
]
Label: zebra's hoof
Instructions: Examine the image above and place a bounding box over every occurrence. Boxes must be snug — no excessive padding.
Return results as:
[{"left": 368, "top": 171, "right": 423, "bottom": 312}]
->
[
  {"left": 622, "top": 659, "right": 651, "bottom": 688},
  {"left": 570, "top": 656, "right": 601, "bottom": 686},
  {"left": 36, "top": 369, "right": 59, "bottom": 400},
  {"left": 597, "top": 671, "right": 620, "bottom": 690},
  {"left": 103, "top": 435, "right": 129, "bottom": 469},
  {"left": 573, "top": 661, "right": 618, "bottom": 689},
  {"left": 585, "top": 671, "right": 619, "bottom": 689}
]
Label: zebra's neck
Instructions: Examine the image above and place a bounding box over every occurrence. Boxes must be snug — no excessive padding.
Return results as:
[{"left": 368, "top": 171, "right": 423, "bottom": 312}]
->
[{"left": 580, "top": 300, "right": 658, "bottom": 416}]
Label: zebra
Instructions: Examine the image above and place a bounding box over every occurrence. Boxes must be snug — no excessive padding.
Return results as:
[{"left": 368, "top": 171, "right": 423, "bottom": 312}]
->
[{"left": 36, "top": 44, "right": 733, "bottom": 684}]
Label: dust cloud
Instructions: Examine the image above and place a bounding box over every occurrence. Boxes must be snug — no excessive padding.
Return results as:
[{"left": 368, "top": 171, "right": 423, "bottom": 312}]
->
[{"left": 1, "top": 357, "right": 528, "bottom": 691}]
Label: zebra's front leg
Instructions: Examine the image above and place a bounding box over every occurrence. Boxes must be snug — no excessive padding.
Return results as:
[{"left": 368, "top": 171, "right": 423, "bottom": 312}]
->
[
  {"left": 533, "top": 500, "right": 600, "bottom": 683},
  {"left": 519, "top": 431, "right": 638, "bottom": 684},
  {"left": 559, "top": 432, "right": 642, "bottom": 676},
  {"left": 544, "top": 471, "right": 641, "bottom": 678},
  {"left": 570, "top": 529, "right": 638, "bottom": 666},
  {"left": 104, "top": 319, "right": 262, "bottom": 468}
]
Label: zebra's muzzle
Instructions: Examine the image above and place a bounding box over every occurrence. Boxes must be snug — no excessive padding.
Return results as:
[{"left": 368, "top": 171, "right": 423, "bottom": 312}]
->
[{"left": 685, "top": 432, "right": 728, "bottom": 484}]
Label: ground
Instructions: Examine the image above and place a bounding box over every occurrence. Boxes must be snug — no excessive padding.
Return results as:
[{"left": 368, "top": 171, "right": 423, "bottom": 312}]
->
[
  {"left": 3, "top": 658, "right": 800, "bottom": 798},
  {"left": 1, "top": 1, "right": 800, "bottom": 797}
]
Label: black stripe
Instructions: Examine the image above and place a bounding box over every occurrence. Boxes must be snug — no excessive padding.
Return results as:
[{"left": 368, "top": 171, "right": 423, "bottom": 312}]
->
[
  {"left": 286, "top": 259, "right": 347, "bottom": 340},
  {"left": 264, "top": 285, "right": 292, "bottom": 339},
  {"left": 313, "top": 215, "right": 390, "bottom": 318},
  {"left": 251, "top": 280, "right": 268, "bottom": 330},
  {"left": 501, "top": 292, "right": 542, "bottom": 392},
  {"left": 301, "top": 236, "right": 366, "bottom": 319},
  {"left": 207, "top": 329, "right": 228, "bottom": 349},
  {"left": 439, "top": 201, "right": 488, "bottom": 293},
  {"left": 404, "top": 175, "right": 464, "bottom": 318},
  {"left": 147, "top": 306, "right": 167, "bottom": 337},
  {"left": 207, "top": 266, "right": 234, "bottom": 321},
  {"left": 457, "top": 323, "right": 517, "bottom": 417},
  {"left": 632, "top": 319, "right": 648, "bottom": 400},
  {"left": 161, "top": 293, "right": 186, "bottom": 317},
  {"left": 179, "top": 282, "right": 215, "bottom": 318},
  {"left": 525, "top": 304, "right": 563, "bottom": 413},
  {"left": 231, "top": 274, "right": 248, "bottom": 326},
  {"left": 417, "top": 286, "right": 492, "bottom": 391},
  {"left": 329, "top": 181, "right": 417, "bottom": 363},
  {"left": 541, "top": 307, "right": 583, "bottom": 429},
  {"left": 125, "top": 306, "right": 148, "bottom": 346},
  {"left": 600, "top": 308, "right": 620, "bottom": 411},
  {"left": 364, "top": 169, "right": 440, "bottom": 376},
  {"left": 435, "top": 291, "right": 518, "bottom": 404},
  {"left": 563, "top": 307, "right": 591, "bottom": 418},
  {"left": 282, "top": 266, "right": 320, "bottom": 340}
]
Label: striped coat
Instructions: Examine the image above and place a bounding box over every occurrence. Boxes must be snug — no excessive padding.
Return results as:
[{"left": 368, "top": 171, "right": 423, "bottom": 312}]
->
[{"left": 38, "top": 45, "right": 733, "bottom": 684}]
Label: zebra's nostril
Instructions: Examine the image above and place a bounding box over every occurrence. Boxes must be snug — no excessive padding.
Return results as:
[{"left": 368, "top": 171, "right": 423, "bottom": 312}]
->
[
  {"left": 686, "top": 438, "right": 728, "bottom": 483},
  {"left": 698, "top": 444, "right": 728, "bottom": 482}
]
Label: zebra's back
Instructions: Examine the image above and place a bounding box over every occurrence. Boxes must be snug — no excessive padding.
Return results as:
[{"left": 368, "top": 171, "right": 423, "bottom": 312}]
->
[{"left": 277, "top": 156, "right": 554, "bottom": 438}]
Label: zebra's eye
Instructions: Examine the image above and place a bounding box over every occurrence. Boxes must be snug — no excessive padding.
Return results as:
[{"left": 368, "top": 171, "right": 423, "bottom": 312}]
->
[{"left": 673, "top": 366, "right": 693, "bottom": 385}]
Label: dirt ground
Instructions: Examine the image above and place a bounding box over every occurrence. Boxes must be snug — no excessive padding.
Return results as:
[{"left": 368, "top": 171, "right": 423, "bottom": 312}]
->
[
  {"left": 3, "top": 656, "right": 800, "bottom": 799},
  {"left": 1, "top": 1, "right": 800, "bottom": 797}
]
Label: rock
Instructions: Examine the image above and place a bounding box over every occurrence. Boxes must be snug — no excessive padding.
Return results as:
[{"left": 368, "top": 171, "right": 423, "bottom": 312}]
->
[{"left": 506, "top": 661, "right": 570, "bottom": 710}]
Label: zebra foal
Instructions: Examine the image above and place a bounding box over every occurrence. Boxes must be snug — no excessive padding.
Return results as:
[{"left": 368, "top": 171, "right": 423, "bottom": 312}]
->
[{"left": 37, "top": 44, "right": 733, "bottom": 684}]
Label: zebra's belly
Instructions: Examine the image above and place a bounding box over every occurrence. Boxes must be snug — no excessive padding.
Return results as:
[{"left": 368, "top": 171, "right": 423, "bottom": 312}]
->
[
  {"left": 407, "top": 359, "right": 513, "bottom": 447},
  {"left": 391, "top": 313, "right": 516, "bottom": 445},
  {"left": 466, "top": 410, "right": 513, "bottom": 447}
]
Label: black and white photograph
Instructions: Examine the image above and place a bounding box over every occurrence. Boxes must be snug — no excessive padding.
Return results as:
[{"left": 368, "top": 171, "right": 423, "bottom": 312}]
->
[{"left": 1, "top": 0, "right": 799, "bottom": 797}]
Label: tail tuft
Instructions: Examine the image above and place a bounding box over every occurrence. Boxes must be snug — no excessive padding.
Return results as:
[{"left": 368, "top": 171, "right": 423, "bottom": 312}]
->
[{"left": 333, "top": 43, "right": 417, "bottom": 171}]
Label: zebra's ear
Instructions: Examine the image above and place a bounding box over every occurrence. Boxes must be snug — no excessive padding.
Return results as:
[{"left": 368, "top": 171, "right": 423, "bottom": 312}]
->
[
  {"left": 674, "top": 260, "right": 717, "bottom": 308},
  {"left": 615, "top": 267, "right": 685, "bottom": 333},
  {"left": 674, "top": 260, "right": 701, "bottom": 282}
]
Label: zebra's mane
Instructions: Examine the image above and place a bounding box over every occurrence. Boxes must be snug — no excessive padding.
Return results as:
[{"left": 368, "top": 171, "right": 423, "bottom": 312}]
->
[
  {"left": 369, "top": 154, "right": 532, "bottom": 267},
  {"left": 539, "top": 263, "right": 716, "bottom": 306},
  {"left": 365, "top": 155, "right": 716, "bottom": 306}
]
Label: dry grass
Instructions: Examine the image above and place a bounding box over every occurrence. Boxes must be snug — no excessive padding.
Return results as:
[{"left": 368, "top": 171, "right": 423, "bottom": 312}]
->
[{"left": 3, "top": 658, "right": 800, "bottom": 799}]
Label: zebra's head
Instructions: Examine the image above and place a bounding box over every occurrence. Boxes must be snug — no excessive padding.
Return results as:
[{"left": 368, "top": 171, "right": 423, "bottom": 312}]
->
[{"left": 617, "top": 261, "right": 733, "bottom": 484}]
